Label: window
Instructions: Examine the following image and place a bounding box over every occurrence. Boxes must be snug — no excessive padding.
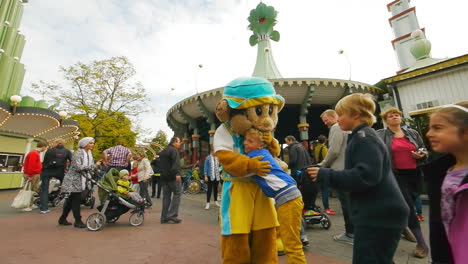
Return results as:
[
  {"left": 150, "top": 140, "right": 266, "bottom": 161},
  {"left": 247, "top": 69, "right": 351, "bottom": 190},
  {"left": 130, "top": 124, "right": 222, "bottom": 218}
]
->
[{"left": 0, "top": 153, "right": 24, "bottom": 172}]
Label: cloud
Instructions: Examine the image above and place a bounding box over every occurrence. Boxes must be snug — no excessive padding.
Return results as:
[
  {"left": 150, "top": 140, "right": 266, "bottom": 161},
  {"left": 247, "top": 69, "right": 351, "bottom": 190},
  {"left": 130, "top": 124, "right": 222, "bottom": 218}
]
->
[{"left": 19, "top": 0, "right": 468, "bottom": 139}]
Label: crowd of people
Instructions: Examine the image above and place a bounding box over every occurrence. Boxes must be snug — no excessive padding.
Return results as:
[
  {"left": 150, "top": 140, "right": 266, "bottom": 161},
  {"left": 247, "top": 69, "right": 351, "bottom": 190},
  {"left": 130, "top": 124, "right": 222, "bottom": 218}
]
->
[{"left": 15, "top": 95, "right": 467, "bottom": 263}]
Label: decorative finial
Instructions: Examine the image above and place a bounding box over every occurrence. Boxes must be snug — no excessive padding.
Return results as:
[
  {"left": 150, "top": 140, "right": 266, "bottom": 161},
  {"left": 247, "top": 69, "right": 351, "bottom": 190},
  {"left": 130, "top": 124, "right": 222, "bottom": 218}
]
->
[
  {"left": 410, "top": 29, "right": 431, "bottom": 60},
  {"left": 247, "top": 2, "right": 280, "bottom": 46}
]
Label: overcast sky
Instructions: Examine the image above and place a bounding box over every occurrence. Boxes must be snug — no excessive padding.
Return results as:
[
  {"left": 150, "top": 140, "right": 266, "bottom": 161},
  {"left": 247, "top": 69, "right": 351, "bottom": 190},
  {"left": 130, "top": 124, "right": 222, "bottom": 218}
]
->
[{"left": 19, "top": 0, "right": 468, "bottom": 139}]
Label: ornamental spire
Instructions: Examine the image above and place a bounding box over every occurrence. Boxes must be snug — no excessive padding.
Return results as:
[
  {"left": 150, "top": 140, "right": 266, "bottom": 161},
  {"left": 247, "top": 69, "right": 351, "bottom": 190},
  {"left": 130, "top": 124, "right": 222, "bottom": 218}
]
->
[{"left": 248, "top": 2, "right": 282, "bottom": 79}]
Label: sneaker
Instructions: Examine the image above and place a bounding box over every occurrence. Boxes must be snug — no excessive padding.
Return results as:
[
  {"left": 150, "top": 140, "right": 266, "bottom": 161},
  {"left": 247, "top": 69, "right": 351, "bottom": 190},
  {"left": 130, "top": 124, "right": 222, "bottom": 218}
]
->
[
  {"left": 333, "top": 233, "right": 354, "bottom": 245},
  {"left": 205, "top": 203, "right": 210, "bottom": 210},
  {"left": 39, "top": 210, "right": 50, "bottom": 214},
  {"left": 417, "top": 215, "right": 425, "bottom": 221},
  {"left": 22, "top": 207, "right": 32, "bottom": 212},
  {"left": 414, "top": 244, "right": 429, "bottom": 258},
  {"left": 277, "top": 250, "right": 285, "bottom": 256},
  {"left": 324, "top": 209, "right": 336, "bottom": 215},
  {"left": 32, "top": 204, "right": 38, "bottom": 209},
  {"left": 167, "top": 217, "right": 182, "bottom": 224},
  {"left": 301, "top": 237, "right": 310, "bottom": 247},
  {"left": 215, "top": 201, "right": 220, "bottom": 207}
]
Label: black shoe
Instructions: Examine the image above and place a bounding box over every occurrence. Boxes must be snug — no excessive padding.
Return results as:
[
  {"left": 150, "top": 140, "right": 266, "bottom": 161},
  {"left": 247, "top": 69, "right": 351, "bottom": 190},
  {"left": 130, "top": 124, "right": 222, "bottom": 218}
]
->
[
  {"left": 167, "top": 217, "right": 182, "bottom": 224},
  {"left": 151, "top": 195, "right": 155, "bottom": 198},
  {"left": 74, "top": 221, "right": 86, "bottom": 228},
  {"left": 156, "top": 196, "right": 160, "bottom": 199},
  {"left": 58, "top": 219, "right": 72, "bottom": 226},
  {"left": 160, "top": 219, "right": 168, "bottom": 224}
]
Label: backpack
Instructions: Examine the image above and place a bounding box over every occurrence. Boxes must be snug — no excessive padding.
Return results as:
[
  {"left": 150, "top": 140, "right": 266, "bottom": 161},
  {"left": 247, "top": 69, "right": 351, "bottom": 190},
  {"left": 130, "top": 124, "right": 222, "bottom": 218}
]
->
[{"left": 47, "top": 148, "right": 70, "bottom": 168}]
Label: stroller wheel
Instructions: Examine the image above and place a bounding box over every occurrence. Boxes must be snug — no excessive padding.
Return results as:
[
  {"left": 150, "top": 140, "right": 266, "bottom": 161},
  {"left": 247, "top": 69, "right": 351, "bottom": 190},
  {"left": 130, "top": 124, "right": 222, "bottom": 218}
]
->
[
  {"left": 129, "top": 212, "right": 144, "bottom": 227},
  {"left": 188, "top": 180, "right": 201, "bottom": 194},
  {"left": 90, "top": 197, "right": 95, "bottom": 209},
  {"left": 86, "top": 212, "right": 107, "bottom": 231},
  {"left": 52, "top": 197, "right": 62, "bottom": 207},
  {"left": 320, "top": 214, "right": 332, "bottom": 230},
  {"left": 33, "top": 198, "right": 41, "bottom": 208}
]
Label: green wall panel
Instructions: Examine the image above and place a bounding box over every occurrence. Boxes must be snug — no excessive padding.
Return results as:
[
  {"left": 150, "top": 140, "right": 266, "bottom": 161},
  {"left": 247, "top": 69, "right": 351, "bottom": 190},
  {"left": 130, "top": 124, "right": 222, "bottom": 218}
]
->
[
  {"left": 0, "top": 0, "right": 13, "bottom": 25},
  {"left": 0, "top": 54, "right": 14, "bottom": 100}
]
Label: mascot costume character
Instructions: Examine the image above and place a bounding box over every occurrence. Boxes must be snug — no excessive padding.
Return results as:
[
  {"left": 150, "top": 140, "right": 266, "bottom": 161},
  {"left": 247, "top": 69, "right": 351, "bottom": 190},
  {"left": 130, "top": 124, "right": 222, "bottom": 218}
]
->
[{"left": 213, "top": 77, "right": 285, "bottom": 263}]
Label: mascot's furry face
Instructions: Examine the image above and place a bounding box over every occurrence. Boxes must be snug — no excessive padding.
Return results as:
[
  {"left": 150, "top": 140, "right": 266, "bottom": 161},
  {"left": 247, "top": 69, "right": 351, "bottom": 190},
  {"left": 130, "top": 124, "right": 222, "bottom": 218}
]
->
[{"left": 215, "top": 100, "right": 280, "bottom": 136}]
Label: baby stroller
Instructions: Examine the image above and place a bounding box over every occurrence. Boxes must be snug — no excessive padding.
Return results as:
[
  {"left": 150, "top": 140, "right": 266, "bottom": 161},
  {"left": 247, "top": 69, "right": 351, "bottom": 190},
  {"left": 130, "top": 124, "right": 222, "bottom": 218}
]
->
[
  {"left": 302, "top": 206, "right": 331, "bottom": 229},
  {"left": 33, "top": 178, "right": 64, "bottom": 208},
  {"left": 80, "top": 177, "right": 96, "bottom": 209},
  {"left": 298, "top": 165, "right": 332, "bottom": 230},
  {"left": 85, "top": 169, "right": 145, "bottom": 231}
]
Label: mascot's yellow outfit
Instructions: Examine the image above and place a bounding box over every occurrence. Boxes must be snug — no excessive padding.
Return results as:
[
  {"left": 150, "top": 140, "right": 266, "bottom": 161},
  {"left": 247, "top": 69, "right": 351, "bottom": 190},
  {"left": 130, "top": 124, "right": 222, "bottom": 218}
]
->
[{"left": 214, "top": 77, "right": 285, "bottom": 264}]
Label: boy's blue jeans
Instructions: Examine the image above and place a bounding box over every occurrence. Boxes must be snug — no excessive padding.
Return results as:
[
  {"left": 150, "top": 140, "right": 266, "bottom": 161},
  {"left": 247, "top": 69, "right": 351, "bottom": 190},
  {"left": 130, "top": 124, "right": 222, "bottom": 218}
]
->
[
  {"left": 320, "top": 181, "right": 330, "bottom": 209},
  {"left": 414, "top": 196, "right": 423, "bottom": 215}
]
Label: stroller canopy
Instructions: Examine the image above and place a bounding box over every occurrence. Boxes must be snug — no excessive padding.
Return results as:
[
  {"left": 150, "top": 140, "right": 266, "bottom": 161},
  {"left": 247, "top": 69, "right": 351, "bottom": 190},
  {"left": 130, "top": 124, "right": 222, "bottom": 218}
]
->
[{"left": 98, "top": 168, "right": 121, "bottom": 203}]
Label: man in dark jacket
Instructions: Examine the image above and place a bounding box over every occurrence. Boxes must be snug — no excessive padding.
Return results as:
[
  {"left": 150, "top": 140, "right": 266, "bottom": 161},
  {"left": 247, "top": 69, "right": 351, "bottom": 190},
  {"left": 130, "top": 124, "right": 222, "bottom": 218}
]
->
[
  {"left": 40, "top": 139, "right": 72, "bottom": 214},
  {"left": 285, "top": 135, "right": 316, "bottom": 209},
  {"left": 158, "top": 137, "right": 182, "bottom": 224}
]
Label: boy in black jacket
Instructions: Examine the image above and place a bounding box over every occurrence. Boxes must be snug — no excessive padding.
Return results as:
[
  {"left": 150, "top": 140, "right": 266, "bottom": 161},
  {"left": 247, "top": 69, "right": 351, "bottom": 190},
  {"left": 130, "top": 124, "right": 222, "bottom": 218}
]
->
[{"left": 308, "top": 93, "right": 409, "bottom": 264}]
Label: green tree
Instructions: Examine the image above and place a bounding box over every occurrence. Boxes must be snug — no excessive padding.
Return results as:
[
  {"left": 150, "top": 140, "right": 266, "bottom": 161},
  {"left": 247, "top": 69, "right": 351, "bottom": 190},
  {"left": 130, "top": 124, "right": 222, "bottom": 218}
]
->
[
  {"left": 30, "top": 56, "right": 147, "bottom": 148},
  {"left": 150, "top": 130, "right": 169, "bottom": 153}
]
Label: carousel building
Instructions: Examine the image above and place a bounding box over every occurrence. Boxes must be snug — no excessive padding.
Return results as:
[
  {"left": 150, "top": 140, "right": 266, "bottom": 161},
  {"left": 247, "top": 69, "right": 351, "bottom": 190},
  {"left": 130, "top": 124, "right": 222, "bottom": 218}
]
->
[
  {"left": 0, "top": 0, "right": 79, "bottom": 189},
  {"left": 166, "top": 3, "right": 383, "bottom": 164}
]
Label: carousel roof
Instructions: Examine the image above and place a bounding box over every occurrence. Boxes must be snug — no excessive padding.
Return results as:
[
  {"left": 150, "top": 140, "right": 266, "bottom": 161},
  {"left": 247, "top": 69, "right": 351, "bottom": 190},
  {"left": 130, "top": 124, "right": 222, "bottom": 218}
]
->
[
  {"left": 0, "top": 100, "right": 80, "bottom": 143},
  {"left": 166, "top": 77, "right": 383, "bottom": 131}
]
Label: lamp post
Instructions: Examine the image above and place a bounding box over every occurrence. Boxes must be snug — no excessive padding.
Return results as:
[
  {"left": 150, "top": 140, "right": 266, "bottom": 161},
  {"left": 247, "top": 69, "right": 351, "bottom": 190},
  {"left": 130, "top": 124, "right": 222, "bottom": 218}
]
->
[
  {"left": 58, "top": 111, "right": 67, "bottom": 126},
  {"left": 338, "top": 49, "right": 352, "bottom": 80},
  {"left": 195, "top": 64, "right": 203, "bottom": 94},
  {"left": 10, "top": 95, "right": 22, "bottom": 115}
]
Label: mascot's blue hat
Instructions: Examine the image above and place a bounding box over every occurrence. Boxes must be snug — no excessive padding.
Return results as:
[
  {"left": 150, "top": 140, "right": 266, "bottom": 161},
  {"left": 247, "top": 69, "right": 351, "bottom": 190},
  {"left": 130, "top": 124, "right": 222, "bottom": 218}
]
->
[{"left": 223, "top": 77, "right": 284, "bottom": 110}]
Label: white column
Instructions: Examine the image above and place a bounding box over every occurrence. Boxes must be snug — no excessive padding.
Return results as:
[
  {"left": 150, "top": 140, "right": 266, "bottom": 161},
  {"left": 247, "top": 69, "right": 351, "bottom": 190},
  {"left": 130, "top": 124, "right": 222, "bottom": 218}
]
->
[{"left": 24, "top": 138, "right": 34, "bottom": 156}]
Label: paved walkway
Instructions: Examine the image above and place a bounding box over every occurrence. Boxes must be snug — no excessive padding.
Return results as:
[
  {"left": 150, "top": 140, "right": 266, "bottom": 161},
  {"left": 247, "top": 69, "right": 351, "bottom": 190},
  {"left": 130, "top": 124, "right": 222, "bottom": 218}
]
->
[{"left": 0, "top": 188, "right": 430, "bottom": 264}]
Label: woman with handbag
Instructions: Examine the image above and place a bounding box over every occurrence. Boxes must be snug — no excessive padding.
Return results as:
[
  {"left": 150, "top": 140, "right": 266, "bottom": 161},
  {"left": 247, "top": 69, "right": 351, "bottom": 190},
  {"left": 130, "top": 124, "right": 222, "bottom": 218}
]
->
[
  {"left": 377, "top": 108, "right": 429, "bottom": 258},
  {"left": 58, "top": 137, "right": 96, "bottom": 228}
]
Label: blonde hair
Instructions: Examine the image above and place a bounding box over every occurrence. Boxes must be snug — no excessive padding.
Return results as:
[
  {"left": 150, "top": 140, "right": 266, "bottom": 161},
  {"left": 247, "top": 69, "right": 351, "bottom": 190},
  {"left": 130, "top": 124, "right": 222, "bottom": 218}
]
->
[
  {"left": 335, "top": 93, "right": 376, "bottom": 126},
  {"left": 432, "top": 101, "right": 468, "bottom": 134},
  {"left": 380, "top": 107, "right": 403, "bottom": 122},
  {"left": 245, "top": 128, "right": 266, "bottom": 146},
  {"left": 320, "top": 109, "right": 338, "bottom": 118}
]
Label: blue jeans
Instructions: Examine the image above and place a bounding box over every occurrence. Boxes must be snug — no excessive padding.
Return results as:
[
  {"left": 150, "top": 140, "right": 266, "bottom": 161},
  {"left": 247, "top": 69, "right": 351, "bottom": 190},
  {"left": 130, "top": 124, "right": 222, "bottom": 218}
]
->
[
  {"left": 39, "top": 173, "right": 50, "bottom": 211},
  {"left": 320, "top": 181, "right": 330, "bottom": 209},
  {"left": 414, "top": 195, "right": 423, "bottom": 215}
]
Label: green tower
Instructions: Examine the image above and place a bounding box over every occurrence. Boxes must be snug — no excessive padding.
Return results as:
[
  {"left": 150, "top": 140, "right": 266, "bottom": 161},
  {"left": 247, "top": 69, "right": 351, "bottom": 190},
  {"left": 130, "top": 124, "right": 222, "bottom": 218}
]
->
[{"left": 0, "top": 0, "right": 27, "bottom": 102}]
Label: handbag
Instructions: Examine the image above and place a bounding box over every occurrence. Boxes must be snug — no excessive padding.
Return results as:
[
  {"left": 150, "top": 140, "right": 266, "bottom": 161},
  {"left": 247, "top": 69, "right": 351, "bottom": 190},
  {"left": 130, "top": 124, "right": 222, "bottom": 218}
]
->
[{"left": 11, "top": 181, "right": 33, "bottom": 209}]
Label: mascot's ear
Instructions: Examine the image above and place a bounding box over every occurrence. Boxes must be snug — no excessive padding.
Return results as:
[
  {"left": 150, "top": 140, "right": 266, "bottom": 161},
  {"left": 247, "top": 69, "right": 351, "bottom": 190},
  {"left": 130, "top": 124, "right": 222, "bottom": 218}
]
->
[{"left": 215, "top": 100, "right": 230, "bottom": 122}]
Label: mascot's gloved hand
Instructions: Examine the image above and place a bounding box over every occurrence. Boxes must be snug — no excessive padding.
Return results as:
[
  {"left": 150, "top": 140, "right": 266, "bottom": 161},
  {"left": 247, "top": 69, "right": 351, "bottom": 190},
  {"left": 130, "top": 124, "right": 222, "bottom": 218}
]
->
[
  {"left": 248, "top": 156, "right": 272, "bottom": 176},
  {"left": 263, "top": 132, "right": 281, "bottom": 157}
]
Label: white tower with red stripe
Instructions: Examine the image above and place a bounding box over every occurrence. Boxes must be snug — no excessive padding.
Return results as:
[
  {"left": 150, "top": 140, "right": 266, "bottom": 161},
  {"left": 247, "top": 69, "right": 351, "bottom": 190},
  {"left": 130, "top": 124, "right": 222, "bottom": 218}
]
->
[{"left": 387, "top": 0, "right": 426, "bottom": 73}]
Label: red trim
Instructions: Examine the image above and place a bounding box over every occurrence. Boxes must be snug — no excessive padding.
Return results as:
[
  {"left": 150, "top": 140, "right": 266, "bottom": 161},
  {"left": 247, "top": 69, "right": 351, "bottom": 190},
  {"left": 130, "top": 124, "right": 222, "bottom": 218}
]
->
[
  {"left": 396, "top": 68, "right": 408, "bottom": 75},
  {"left": 390, "top": 27, "right": 425, "bottom": 48},
  {"left": 387, "top": 0, "right": 400, "bottom": 11},
  {"left": 389, "top": 7, "right": 416, "bottom": 26},
  {"left": 387, "top": 0, "right": 411, "bottom": 12}
]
